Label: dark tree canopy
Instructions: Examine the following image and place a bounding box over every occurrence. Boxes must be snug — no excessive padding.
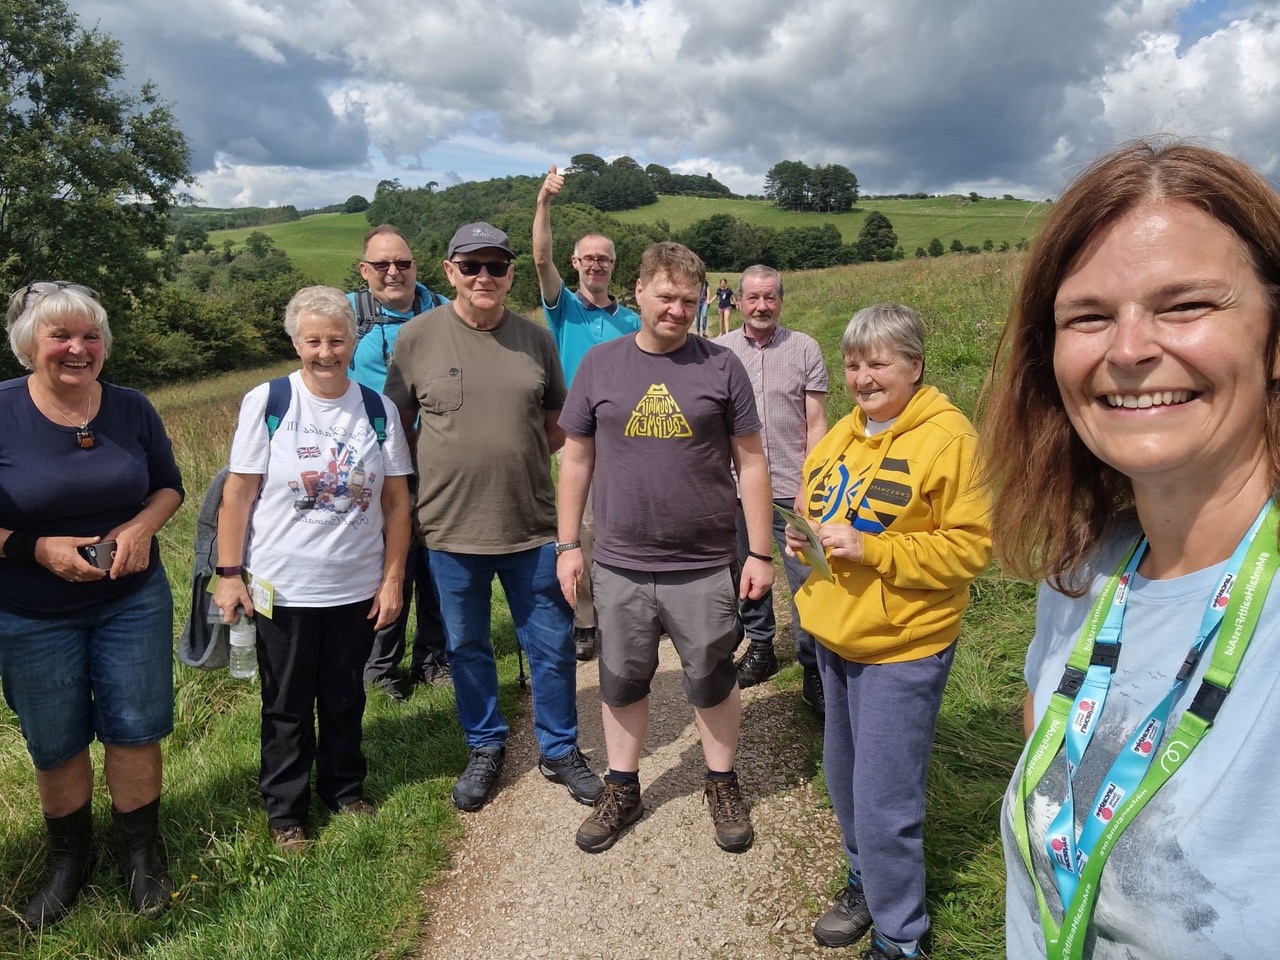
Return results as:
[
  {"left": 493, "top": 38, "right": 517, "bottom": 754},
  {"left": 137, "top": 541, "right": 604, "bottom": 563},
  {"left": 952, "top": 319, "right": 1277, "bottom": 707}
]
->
[
  {"left": 855, "top": 211, "right": 898, "bottom": 262},
  {"left": 343, "top": 194, "right": 370, "bottom": 213},
  {"left": 0, "top": 0, "right": 192, "bottom": 307},
  {"left": 567, "top": 153, "right": 608, "bottom": 175},
  {"left": 764, "top": 160, "right": 858, "bottom": 212}
]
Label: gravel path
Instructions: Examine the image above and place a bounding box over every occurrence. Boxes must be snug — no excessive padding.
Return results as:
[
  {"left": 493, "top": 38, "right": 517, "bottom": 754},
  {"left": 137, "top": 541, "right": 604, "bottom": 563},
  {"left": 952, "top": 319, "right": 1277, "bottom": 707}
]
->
[{"left": 418, "top": 641, "right": 845, "bottom": 960}]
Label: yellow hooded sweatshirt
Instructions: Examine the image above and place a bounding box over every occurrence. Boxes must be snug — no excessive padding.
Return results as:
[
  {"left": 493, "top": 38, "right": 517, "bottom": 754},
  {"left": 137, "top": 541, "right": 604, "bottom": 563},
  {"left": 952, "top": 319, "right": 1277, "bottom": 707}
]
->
[{"left": 795, "top": 385, "right": 991, "bottom": 664}]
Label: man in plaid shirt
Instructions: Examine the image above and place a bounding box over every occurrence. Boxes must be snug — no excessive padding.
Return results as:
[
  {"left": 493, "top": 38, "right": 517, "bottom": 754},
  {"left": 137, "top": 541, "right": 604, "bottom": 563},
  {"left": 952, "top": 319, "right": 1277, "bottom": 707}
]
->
[{"left": 715, "top": 265, "right": 829, "bottom": 719}]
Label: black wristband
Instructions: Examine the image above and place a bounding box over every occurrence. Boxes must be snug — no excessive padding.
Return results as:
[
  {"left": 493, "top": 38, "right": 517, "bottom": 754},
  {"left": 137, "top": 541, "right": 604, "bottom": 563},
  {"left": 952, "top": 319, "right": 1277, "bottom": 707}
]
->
[
  {"left": 747, "top": 550, "right": 772, "bottom": 563},
  {"left": 3, "top": 530, "right": 38, "bottom": 563}
]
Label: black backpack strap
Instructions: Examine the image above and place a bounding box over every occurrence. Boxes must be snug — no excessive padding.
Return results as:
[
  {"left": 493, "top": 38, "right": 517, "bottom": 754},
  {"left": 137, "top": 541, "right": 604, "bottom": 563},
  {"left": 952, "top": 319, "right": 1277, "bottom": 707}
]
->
[
  {"left": 264, "top": 376, "right": 291, "bottom": 440},
  {"left": 354, "top": 289, "right": 380, "bottom": 340},
  {"left": 358, "top": 384, "right": 387, "bottom": 447}
]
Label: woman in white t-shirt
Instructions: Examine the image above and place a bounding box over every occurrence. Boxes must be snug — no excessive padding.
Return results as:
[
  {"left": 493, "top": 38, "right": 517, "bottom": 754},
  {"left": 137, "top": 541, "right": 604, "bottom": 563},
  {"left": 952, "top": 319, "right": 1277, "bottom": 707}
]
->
[{"left": 214, "top": 286, "right": 412, "bottom": 852}]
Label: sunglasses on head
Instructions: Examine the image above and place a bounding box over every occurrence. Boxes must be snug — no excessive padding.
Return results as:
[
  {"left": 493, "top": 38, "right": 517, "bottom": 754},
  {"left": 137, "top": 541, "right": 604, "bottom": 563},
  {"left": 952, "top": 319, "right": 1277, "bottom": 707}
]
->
[
  {"left": 18, "top": 281, "right": 100, "bottom": 310},
  {"left": 450, "top": 259, "right": 511, "bottom": 278},
  {"left": 362, "top": 259, "right": 414, "bottom": 273}
]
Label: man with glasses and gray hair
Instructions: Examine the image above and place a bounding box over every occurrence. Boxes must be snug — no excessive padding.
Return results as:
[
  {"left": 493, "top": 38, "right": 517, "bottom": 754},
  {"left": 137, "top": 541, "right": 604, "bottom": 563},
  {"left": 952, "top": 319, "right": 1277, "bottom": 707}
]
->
[
  {"left": 384, "top": 222, "right": 601, "bottom": 814},
  {"left": 350, "top": 224, "right": 451, "bottom": 701},
  {"left": 534, "top": 165, "right": 640, "bottom": 663},
  {"left": 715, "top": 265, "right": 829, "bottom": 720}
]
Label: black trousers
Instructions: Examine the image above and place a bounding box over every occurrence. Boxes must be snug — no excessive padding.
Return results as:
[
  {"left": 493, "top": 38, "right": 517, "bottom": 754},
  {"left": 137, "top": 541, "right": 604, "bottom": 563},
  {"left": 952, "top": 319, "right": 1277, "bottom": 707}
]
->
[
  {"left": 256, "top": 601, "right": 376, "bottom": 826},
  {"left": 363, "top": 544, "right": 448, "bottom": 683}
]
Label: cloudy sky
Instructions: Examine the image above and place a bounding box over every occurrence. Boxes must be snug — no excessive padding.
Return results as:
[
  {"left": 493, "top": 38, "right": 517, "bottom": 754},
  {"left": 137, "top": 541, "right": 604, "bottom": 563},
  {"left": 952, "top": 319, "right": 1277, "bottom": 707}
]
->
[{"left": 66, "top": 0, "right": 1280, "bottom": 209}]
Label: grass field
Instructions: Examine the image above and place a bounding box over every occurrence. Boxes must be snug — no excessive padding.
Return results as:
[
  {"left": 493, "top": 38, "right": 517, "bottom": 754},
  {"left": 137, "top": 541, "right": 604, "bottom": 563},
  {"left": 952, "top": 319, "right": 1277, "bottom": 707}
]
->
[
  {"left": 203, "top": 194, "right": 1049, "bottom": 288},
  {"left": 610, "top": 194, "right": 1051, "bottom": 254},
  {"left": 0, "top": 254, "right": 1033, "bottom": 958},
  {"left": 209, "top": 213, "right": 370, "bottom": 286}
]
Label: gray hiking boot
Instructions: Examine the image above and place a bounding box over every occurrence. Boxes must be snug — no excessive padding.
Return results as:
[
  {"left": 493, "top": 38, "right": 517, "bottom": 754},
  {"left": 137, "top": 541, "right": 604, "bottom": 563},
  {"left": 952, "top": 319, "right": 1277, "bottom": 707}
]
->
[{"left": 813, "top": 882, "right": 872, "bottom": 947}]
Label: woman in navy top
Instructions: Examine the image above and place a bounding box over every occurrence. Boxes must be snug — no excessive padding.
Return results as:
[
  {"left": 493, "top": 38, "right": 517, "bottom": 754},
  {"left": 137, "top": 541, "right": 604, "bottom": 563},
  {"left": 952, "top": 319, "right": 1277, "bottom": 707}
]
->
[{"left": 0, "top": 283, "right": 184, "bottom": 927}]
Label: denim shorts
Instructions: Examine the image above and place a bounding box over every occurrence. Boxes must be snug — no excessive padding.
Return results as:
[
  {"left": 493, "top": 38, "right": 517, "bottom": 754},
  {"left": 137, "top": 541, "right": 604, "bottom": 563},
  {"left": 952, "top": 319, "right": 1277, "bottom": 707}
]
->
[{"left": 0, "top": 569, "right": 174, "bottom": 770}]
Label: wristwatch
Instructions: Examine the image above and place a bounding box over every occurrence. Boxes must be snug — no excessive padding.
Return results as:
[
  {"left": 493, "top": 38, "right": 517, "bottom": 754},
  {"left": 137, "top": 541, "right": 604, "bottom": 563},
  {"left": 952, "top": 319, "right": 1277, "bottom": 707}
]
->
[{"left": 554, "top": 540, "right": 582, "bottom": 555}]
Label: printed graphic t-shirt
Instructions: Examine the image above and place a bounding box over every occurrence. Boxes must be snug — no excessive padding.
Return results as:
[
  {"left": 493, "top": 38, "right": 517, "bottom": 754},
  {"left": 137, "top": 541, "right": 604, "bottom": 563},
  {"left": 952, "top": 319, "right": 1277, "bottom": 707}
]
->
[
  {"left": 559, "top": 334, "right": 761, "bottom": 571},
  {"left": 228, "top": 371, "right": 412, "bottom": 606}
]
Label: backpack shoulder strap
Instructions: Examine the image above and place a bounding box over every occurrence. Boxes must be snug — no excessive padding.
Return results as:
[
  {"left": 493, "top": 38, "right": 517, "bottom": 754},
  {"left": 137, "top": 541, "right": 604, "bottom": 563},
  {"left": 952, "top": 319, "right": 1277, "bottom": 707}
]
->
[
  {"left": 358, "top": 384, "right": 387, "bottom": 447},
  {"left": 264, "top": 376, "right": 291, "bottom": 440},
  {"left": 354, "top": 289, "right": 380, "bottom": 340}
]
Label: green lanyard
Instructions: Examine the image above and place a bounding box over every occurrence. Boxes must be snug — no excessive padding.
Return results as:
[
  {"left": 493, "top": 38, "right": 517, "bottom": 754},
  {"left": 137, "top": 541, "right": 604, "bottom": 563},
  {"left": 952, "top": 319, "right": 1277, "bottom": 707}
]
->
[{"left": 1013, "top": 503, "right": 1280, "bottom": 960}]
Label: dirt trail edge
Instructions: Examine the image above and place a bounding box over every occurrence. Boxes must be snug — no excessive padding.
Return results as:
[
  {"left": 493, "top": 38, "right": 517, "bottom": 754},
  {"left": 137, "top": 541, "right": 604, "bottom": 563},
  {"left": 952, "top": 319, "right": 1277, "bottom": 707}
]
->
[{"left": 418, "top": 642, "right": 844, "bottom": 960}]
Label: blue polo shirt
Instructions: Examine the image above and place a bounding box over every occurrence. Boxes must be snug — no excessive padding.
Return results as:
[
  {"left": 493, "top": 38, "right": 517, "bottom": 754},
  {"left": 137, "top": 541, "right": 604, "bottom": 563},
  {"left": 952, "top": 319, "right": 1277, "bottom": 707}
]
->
[
  {"left": 346, "top": 281, "right": 447, "bottom": 393},
  {"left": 542, "top": 286, "right": 640, "bottom": 387}
]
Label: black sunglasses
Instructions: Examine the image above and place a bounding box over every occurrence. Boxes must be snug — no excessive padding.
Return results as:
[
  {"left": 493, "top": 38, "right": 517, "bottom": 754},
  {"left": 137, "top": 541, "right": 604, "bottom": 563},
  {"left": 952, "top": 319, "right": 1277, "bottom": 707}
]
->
[
  {"left": 450, "top": 259, "right": 511, "bottom": 278},
  {"left": 362, "top": 259, "right": 414, "bottom": 273},
  {"left": 19, "top": 281, "right": 101, "bottom": 310}
]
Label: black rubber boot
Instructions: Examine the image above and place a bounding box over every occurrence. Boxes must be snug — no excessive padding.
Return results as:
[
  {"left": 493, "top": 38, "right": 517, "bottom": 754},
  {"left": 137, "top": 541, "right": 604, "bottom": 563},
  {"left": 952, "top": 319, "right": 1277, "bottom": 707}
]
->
[
  {"left": 112, "top": 798, "right": 173, "bottom": 917},
  {"left": 21, "top": 800, "right": 95, "bottom": 928}
]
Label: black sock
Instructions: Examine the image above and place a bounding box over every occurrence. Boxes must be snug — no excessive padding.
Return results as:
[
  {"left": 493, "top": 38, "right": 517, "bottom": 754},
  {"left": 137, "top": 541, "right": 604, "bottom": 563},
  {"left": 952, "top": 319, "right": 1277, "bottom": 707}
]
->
[
  {"left": 606, "top": 769, "right": 640, "bottom": 785},
  {"left": 706, "top": 767, "right": 736, "bottom": 782}
]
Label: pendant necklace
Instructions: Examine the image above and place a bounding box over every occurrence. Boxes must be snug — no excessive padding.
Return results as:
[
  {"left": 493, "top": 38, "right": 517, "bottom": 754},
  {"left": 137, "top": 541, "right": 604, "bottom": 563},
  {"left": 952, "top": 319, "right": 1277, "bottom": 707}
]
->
[{"left": 56, "top": 393, "right": 95, "bottom": 448}]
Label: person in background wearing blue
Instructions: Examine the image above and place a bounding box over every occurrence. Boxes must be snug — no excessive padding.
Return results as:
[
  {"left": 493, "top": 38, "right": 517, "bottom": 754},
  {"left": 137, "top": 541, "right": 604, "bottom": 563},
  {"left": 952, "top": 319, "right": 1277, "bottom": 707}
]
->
[
  {"left": 696, "top": 279, "right": 710, "bottom": 336},
  {"left": 987, "top": 140, "right": 1280, "bottom": 959},
  {"left": 0, "top": 282, "right": 184, "bottom": 926},
  {"left": 351, "top": 224, "right": 451, "bottom": 699},
  {"left": 535, "top": 166, "right": 641, "bottom": 662},
  {"left": 215, "top": 285, "right": 412, "bottom": 852}
]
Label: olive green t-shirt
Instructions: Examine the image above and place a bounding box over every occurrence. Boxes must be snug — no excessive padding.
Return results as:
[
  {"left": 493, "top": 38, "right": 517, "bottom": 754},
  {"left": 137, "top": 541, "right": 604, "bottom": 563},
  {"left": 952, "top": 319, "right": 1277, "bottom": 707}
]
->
[{"left": 384, "top": 304, "right": 566, "bottom": 554}]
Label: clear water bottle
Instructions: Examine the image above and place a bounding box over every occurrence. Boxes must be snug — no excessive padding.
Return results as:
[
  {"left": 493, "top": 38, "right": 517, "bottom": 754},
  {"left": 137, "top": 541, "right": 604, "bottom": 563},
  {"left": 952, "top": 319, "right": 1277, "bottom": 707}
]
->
[{"left": 228, "top": 613, "right": 257, "bottom": 680}]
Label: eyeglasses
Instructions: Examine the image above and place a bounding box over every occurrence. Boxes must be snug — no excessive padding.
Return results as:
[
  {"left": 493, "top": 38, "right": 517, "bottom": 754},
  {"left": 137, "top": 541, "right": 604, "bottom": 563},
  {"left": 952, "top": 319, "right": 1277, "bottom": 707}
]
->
[
  {"left": 450, "top": 260, "right": 511, "bottom": 278},
  {"left": 574, "top": 254, "right": 614, "bottom": 266},
  {"left": 362, "top": 259, "right": 414, "bottom": 273},
  {"left": 18, "top": 281, "right": 100, "bottom": 310}
]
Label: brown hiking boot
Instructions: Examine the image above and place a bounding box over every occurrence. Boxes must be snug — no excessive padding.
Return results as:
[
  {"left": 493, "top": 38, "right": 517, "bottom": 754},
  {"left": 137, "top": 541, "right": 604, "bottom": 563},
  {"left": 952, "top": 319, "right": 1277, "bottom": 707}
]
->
[
  {"left": 575, "top": 780, "right": 643, "bottom": 853},
  {"left": 704, "top": 775, "right": 753, "bottom": 852}
]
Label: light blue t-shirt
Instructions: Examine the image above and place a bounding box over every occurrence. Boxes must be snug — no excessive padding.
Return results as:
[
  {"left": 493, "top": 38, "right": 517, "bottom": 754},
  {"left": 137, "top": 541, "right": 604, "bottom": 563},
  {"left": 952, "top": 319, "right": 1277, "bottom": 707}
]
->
[
  {"left": 542, "top": 285, "right": 639, "bottom": 387},
  {"left": 1002, "top": 527, "right": 1280, "bottom": 959},
  {"left": 347, "top": 282, "right": 447, "bottom": 393}
]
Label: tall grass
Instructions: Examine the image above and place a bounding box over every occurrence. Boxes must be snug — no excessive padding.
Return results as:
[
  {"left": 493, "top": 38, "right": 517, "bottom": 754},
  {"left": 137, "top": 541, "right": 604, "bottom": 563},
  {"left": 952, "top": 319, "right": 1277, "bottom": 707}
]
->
[{"left": 0, "top": 254, "right": 1034, "bottom": 958}]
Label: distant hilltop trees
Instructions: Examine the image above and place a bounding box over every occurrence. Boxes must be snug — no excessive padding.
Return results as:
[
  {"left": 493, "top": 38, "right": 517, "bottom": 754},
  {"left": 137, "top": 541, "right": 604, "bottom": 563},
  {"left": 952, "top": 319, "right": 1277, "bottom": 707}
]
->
[
  {"left": 556, "top": 154, "right": 733, "bottom": 211},
  {"left": 764, "top": 161, "right": 859, "bottom": 213}
]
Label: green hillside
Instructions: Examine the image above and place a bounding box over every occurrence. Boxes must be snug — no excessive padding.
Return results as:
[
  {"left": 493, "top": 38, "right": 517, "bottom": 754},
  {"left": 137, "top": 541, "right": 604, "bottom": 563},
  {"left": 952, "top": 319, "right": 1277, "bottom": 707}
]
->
[
  {"left": 205, "top": 195, "right": 1049, "bottom": 287},
  {"left": 210, "top": 212, "right": 370, "bottom": 285},
  {"left": 611, "top": 195, "right": 1050, "bottom": 254}
]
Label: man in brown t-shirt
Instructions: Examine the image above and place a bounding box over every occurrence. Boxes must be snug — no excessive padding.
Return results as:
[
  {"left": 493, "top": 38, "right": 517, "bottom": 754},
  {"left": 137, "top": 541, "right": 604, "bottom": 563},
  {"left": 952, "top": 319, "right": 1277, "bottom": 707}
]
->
[{"left": 384, "top": 222, "right": 602, "bottom": 814}]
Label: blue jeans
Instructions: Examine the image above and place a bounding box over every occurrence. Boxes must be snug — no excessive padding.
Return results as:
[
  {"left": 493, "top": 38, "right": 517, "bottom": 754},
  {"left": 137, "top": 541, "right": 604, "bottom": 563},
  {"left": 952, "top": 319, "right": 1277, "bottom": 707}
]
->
[
  {"left": 0, "top": 570, "right": 174, "bottom": 770},
  {"left": 429, "top": 544, "right": 578, "bottom": 760}
]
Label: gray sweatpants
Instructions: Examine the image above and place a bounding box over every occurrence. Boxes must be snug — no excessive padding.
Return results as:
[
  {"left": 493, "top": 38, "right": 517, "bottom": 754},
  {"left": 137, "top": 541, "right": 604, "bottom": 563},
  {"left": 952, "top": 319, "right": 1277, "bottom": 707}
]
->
[{"left": 817, "top": 640, "right": 956, "bottom": 944}]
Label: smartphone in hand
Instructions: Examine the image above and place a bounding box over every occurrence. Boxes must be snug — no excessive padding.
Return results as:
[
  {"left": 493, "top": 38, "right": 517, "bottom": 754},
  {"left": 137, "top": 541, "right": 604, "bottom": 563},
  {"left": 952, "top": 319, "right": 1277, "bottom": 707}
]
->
[{"left": 78, "top": 540, "right": 118, "bottom": 569}]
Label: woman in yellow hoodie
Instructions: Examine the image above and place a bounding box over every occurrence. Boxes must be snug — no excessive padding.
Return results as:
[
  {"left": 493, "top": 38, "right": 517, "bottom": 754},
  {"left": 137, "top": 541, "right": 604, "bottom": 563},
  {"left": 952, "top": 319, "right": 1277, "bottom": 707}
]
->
[{"left": 787, "top": 304, "right": 991, "bottom": 960}]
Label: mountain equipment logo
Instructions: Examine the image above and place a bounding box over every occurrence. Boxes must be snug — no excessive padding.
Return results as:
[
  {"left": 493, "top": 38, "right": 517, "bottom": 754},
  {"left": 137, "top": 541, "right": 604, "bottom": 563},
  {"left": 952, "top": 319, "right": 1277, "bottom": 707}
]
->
[
  {"left": 625, "top": 384, "right": 693, "bottom": 439},
  {"left": 1131, "top": 717, "right": 1162, "bottom": 755},
  {"left": 1094, "top": 782, "right": 1125, "bottom": 822},
  {"left": 1072, "top": 698, "right": 1098, "bottom": 736}
]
